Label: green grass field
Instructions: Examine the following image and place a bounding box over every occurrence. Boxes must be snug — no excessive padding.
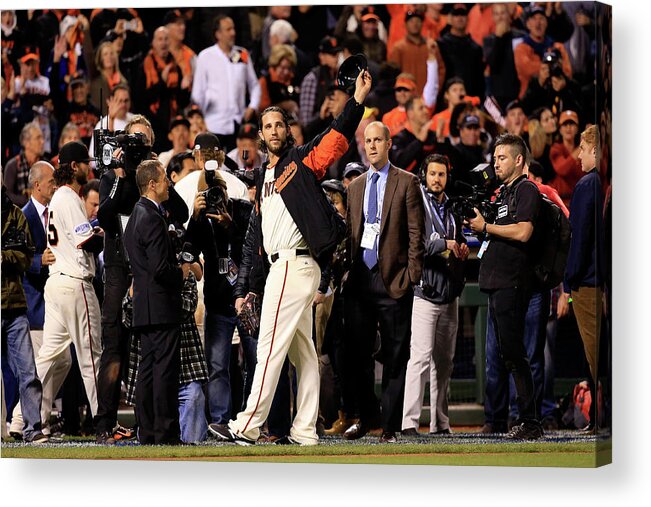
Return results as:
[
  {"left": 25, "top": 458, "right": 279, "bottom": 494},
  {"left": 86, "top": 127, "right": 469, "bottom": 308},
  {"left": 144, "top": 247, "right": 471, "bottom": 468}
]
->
[{"left": 1, "top": 433, "right": 612, "bottom": 468}]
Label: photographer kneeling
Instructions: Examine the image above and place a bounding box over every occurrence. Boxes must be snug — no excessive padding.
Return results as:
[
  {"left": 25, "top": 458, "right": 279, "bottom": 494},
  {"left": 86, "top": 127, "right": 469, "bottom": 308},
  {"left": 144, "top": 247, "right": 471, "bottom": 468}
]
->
[{"left": 467, "top": 134, "right": 544, "bottom": 440}]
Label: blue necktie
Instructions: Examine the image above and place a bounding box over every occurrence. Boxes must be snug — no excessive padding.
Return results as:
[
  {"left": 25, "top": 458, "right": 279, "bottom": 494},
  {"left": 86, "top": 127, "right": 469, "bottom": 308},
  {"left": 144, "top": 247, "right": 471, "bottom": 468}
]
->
[{"left": 363, "top": 172, "right": 380, "bottom": 269}]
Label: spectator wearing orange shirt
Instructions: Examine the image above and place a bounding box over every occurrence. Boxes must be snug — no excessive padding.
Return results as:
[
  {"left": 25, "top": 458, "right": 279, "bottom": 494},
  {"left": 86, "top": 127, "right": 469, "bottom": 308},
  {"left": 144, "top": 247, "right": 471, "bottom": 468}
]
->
[
  {"left": 381, "top": 73, "right": 417, "bottom": 138},
  {"left": 389, "top": 10, "right": 429, "bottom": 95},
  {"left": 164, "top": 10, "right": 196, "bottom": 92},
  {"left": 431, "top": 77, "right": 479, "bottom": 141},
  {"left": 513, "top": 5, "right": 572, "bottom": 99}
]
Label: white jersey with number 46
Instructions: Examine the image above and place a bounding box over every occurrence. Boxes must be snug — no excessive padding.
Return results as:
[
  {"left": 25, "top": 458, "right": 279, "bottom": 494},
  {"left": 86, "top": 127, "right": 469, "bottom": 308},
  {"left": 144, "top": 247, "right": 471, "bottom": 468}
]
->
[{"left": 47, "top": 185, "right": 96, "bottom": 279}]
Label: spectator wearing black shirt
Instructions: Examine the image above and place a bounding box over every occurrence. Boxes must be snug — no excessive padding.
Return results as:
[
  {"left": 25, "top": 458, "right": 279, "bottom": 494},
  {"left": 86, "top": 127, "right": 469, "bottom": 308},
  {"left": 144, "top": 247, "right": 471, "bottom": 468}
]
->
[
  {"left": 467, "top": 134, "right": 543, "bottom": 440},
  {"left": 450, "top": 114, "right": 486, "bottom": 189},
  {"left": 483, "top": 3, "right": 525, "bottom": 111},
  {"left": 437, "top": 4, "right": 485, "bottom": 100},
  {"left": 390, "top": 96, "right": 438, "bottom": 173}
]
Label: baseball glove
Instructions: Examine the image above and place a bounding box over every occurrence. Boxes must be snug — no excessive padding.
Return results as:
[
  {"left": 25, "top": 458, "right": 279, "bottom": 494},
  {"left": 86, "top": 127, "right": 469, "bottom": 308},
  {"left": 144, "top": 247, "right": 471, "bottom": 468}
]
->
[{"left": 238, "top": 292, "right": 261, "bottom": 336}]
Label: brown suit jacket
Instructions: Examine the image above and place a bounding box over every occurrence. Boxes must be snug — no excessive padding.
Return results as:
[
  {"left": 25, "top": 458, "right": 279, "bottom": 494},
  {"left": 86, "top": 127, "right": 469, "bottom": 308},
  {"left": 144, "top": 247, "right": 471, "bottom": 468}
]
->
[{"left": 346, "top": 163, "right": 425, "bottom": 299}]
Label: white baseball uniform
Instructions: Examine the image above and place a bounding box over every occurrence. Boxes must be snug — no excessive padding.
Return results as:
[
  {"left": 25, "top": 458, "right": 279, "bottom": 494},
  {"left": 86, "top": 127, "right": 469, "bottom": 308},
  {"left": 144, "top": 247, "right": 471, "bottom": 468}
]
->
[
  {"left": 228, "top": 165, "right": 321, "bottom": 445},
  {"left": 34, "top": 185, "right": 103, "bottom": 424}
]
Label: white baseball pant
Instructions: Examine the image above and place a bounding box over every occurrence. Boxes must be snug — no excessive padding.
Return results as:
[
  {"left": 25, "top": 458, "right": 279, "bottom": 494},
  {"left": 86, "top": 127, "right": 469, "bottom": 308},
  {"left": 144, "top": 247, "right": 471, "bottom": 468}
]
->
[{"left": 229, "top": 253, "right": 321, "bottom": 445}]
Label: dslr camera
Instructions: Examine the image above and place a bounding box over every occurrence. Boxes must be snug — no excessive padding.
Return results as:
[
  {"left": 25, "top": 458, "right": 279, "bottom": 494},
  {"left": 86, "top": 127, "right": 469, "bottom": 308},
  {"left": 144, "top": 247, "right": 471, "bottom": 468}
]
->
[
  {"left": 542, "top": 49, "right": 564, "bottom": 79},
  {"left": 201, "top": 159, "right": 228, "bottom": 216},
  {"left": 93, "top": 130, "right": 152, "bottom": 176},
  {"left": 445, "top": 164, "right": 498, "bottom": 227}
]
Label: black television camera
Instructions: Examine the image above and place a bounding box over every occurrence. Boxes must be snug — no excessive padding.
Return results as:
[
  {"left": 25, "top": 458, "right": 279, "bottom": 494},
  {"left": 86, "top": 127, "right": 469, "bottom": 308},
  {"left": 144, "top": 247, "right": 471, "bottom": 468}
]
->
[
  {"left": 542, "top": 48, "right": 564, "bottom": 79},
  {"left": 445, "top": 163, "right": 499, "bottom": 227},
  {"left": 93, "top": 130, "right": 152, "bottom": 176},
  {"left": 201, "top": 160, "right": 229, "bottom": 216}
]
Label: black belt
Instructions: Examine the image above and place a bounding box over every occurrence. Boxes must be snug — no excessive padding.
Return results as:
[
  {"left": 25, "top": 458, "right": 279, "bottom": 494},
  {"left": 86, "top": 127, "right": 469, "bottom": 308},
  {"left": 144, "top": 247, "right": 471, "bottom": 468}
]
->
[{"left": 270, "top": 249, "right": 310, "bottom": 263}]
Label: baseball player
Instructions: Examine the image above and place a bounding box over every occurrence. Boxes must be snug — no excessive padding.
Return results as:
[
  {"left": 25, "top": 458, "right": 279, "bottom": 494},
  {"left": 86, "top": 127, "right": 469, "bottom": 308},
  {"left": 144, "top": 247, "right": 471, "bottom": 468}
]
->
[
  {"left": 33, "top": 141, "right": 104, "bottom": 427},
  {"left": 209, "top": 69, "right": 372, "bottom": 446}
]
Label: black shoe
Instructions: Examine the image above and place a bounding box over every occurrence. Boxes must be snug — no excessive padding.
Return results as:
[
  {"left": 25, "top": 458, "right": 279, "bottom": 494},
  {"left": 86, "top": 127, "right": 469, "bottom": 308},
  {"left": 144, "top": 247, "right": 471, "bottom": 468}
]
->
[
  {"left": 9, "top": 431, "right": 23, "bottom": 441},
  {"left": 344, "top": 422, "right": 369, "bottom": 440},
  {"left": 274, "top": 435, "right": 299, "bottom": 445},
  {"left": 208, "top": 423, "right": 255, "bottom": 446},
  {"left": 96, "top": 431, "right": 116, "bottom": 445},
  {"left": 430, "top": 428, "right": 452, "bottom": 435},
  {"left": 401, "top": 428, "right": 420, "bottom": 438},
  {"left": 505, "top": 422, "right": 544, "bottom": 440},
  {"left": 379, "top": 431, "right": 397, "bottom": 443},
  {"left": 25, "top": 433, "right": 50, "bottom": 444}
]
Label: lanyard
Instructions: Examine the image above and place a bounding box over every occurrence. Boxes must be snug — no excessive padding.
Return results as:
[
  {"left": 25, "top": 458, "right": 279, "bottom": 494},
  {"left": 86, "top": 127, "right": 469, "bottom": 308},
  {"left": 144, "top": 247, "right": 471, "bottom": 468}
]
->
[{"left": 422, "top": 186, "right": 455, "bottom": 239}]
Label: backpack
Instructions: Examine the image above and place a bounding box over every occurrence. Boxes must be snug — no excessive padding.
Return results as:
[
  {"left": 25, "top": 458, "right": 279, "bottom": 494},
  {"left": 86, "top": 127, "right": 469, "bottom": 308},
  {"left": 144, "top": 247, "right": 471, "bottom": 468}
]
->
[{"left": 509, "top": 181, "right": 571, "bottom": 290}]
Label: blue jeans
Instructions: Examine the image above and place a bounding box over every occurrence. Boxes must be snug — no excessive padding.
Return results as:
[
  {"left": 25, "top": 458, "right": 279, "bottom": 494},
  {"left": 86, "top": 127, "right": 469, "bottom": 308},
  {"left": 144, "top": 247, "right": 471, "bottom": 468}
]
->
[
  {"left": 1, "top": 312, "right": 44, "bottom": 440},
  {"left": 178, "top": 381, "right": 208, "bottom": 443},
  {"left": 240, "top": 333, "right": 258, "bottom": 406},
  {"left": 204, "top": 310, "right": 237, "bottom": 423},
  {"left": 484, "top": 291, "right": 548, "bottom": 426}
]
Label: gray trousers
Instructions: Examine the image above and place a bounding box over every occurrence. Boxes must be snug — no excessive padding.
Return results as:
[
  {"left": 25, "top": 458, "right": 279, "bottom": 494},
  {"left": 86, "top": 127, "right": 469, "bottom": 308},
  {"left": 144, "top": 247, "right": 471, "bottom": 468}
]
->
[{"left": 402, "top": 296, "right": 458, "bottom": 432}]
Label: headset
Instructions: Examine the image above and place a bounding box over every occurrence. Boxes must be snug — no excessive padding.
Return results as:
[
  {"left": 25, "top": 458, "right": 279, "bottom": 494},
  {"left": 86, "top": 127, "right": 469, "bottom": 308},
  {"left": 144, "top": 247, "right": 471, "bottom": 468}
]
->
[{"left": 419, "top": 153, "right": 452, "bottom": 188}]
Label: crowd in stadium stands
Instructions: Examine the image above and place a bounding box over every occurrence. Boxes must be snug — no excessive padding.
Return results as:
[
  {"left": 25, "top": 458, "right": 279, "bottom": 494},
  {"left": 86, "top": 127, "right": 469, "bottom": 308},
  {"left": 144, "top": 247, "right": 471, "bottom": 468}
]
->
[{"left": 1, "top": 3, "right": 611, "bottom": 445}]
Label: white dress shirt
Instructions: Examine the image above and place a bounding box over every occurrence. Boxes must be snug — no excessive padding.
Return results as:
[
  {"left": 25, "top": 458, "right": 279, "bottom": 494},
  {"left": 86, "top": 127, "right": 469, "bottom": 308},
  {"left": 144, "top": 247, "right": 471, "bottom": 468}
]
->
[{"left": 191, "top": 44, "right": 261, "bottom": 135}]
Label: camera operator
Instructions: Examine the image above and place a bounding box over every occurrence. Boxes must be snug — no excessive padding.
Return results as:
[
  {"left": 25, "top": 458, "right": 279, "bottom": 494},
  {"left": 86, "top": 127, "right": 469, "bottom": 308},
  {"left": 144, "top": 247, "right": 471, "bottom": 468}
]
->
[
  {"left": 1, "top": 179, "right": 48, "bottom": 444},
  {"left": 182, "top": 132, "right": 254, "bottom": 431},
  {"left": 467, "top": 133, "right": 544, "bottom": 440},
  {"left": 95, "top": 114, "right": 188, "bottom": 444},
  {"left": 521, "top": 49, "right": 582, "bottom": 118}
]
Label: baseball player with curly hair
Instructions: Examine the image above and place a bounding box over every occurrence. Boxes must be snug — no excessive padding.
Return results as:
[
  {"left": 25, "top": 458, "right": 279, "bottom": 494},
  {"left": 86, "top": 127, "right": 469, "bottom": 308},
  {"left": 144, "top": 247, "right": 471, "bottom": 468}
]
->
[
  {"left": 209, "top": 70, "right": 373, "bottom": 446},
  {"left": 34, "top": 141, "right": 104, "bottom": 428}
]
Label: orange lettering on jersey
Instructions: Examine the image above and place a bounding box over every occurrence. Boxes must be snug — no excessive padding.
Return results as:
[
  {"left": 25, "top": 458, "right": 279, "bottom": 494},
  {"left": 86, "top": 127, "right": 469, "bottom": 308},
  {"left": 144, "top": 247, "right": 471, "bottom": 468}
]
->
[{"left": 274, "top": 161, "right": 298, "bottom": 193}]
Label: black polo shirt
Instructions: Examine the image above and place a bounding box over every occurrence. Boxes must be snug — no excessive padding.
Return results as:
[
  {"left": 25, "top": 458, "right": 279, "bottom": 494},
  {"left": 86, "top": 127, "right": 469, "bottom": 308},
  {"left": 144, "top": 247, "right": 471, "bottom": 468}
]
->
[{"left": 479, "top": 175, "right": 540, "bottom": 290}]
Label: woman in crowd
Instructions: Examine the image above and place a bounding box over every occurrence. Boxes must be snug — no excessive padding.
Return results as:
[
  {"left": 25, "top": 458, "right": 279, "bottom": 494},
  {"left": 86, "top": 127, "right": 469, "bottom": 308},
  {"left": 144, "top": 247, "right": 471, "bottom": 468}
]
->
[
  {"left": 90, "top": 41, "right": 127, "bottom": 111},
  {"left": 258, "top": 44, "right": 300, "bottom": 116}
]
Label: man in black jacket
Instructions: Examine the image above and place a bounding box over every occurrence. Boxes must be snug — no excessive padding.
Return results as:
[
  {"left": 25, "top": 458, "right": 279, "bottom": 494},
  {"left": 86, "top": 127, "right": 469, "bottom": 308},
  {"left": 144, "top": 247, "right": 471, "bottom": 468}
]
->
[
  {"left": 209, "top": 69, "right": 372, "bottom": 446},
  {"left": 123, "top": 159, "right": 189, "bottom": 445},
  {"left": 390, "top": 96, "right": 438, "bottom": 174},
  {"left": 483, "top": 3, "right": 525, "bottom": 111},
  {"left": 437, "top": 4, "right": 485, "bottom": 100},
  {"left": 95, "top": 115, "right": 188, "bottom": 444}
]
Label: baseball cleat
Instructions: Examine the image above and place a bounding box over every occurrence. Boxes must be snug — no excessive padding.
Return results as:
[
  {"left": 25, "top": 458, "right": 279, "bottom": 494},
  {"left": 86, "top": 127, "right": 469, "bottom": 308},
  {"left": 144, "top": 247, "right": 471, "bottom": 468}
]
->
[
  {"left": 208, "top": 423, "right": 255, "bottom": 446},
  {"left": 112, "top": 424, "right": 136, "bottom": 441}
]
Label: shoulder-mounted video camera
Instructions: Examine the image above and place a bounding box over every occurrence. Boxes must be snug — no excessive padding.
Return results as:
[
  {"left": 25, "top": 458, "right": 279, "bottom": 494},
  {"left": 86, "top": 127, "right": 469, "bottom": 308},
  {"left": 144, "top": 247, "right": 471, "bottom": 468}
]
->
[
  {"left": 445, "top": 163, "right": 499, "bottom": 226},
  {"left": 93, "top": 130, "right": 152, "bottom": 176}
]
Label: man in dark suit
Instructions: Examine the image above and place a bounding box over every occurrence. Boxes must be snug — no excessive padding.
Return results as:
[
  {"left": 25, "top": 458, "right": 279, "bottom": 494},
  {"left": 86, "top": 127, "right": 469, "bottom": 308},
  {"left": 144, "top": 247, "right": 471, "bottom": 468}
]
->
[
  {"left": 123, "top": 159, "right": 189, "bottom": 445},
  {"left": 343, "top": 121, "right": 425, "bottom": 443}
]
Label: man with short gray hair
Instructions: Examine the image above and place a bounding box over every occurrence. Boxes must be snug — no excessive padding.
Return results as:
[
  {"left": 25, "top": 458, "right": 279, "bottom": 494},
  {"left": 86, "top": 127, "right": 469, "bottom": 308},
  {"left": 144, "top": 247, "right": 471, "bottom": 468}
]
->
[{"left": 4, "top": 122, "right": 45, "bottom": 207}]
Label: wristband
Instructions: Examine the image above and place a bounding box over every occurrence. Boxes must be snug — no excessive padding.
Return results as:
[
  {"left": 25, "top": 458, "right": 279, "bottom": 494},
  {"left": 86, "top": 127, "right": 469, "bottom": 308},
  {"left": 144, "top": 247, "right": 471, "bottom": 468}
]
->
[
  {"left": 482, "top": 223, "right": 487, "bottom": 234},
  {"left": 568, "top": 297, "right": 573, "bottom": 303}
]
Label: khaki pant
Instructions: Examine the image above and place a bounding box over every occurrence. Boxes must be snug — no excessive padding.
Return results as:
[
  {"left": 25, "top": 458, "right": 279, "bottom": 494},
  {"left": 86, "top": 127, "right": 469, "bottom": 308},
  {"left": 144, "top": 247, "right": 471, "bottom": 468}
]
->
[{"left": 571, "top": 286, "right": 603, "bottom": 384}]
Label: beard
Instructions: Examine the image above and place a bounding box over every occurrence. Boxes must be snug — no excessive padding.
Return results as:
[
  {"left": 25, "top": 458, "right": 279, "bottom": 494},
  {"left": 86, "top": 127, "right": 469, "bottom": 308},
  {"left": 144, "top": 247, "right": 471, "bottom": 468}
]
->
[
  {"left": 266, "top": 138, "right": 286, "bottom": 155},
  {"left": 75, "top": 170, "right": 88, "bottom": 186}
]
